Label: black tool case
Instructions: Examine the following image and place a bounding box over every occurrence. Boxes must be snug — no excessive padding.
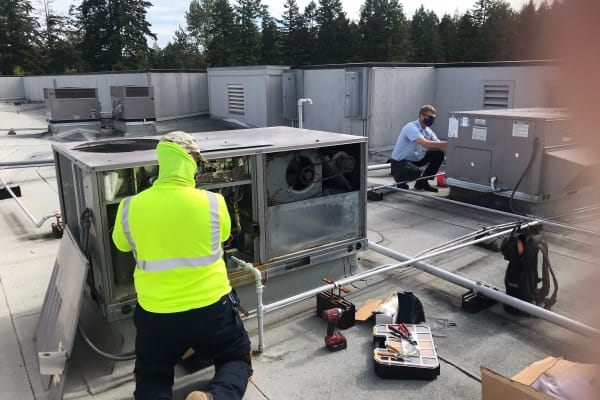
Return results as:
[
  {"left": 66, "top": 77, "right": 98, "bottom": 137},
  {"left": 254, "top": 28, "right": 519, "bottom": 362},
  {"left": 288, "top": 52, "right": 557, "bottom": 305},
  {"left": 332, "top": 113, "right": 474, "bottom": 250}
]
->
[
  {"left": 372, "top": 324, "right": 440, "bottom": 380},
  {"left": 316, "top": 292, "right": 355, "bottom": 329}
]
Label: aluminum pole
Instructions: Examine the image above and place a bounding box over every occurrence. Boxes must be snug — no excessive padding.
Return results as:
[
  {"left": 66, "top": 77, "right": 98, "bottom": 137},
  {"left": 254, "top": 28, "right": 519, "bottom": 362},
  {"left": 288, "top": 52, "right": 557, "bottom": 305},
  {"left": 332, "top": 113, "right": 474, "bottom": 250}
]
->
[
  {"left": 368, "top": 241, "right": 600, "bottom": 339},
  {"left": 368, "top": 180, "right": 600, "bottom": 237},
  {"left": 0, "top": 175, "right": 58, "bottom": 228}
]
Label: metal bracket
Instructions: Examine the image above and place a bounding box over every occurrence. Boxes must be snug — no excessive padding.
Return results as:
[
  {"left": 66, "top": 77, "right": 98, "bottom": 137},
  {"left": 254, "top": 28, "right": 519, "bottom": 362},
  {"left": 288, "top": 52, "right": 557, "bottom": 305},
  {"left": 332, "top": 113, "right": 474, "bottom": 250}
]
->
[{"left": 38, "top": 350, "right": 67, "bottom": 376}]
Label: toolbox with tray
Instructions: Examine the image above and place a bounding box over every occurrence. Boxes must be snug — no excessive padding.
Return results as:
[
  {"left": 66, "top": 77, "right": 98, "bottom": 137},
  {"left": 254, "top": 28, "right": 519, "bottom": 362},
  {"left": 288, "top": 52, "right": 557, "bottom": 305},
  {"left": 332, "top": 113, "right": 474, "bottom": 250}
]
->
[{"left": 372, "top": 324, "right": 440, "bottom": 380}]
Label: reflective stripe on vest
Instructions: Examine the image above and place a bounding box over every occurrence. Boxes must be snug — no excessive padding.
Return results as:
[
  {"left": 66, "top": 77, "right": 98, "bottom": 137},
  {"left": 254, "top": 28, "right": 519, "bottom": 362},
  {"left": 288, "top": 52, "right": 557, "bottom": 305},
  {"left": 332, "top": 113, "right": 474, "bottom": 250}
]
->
[{"left": 120, "top": 191, "right": 223, "bottom": 272}]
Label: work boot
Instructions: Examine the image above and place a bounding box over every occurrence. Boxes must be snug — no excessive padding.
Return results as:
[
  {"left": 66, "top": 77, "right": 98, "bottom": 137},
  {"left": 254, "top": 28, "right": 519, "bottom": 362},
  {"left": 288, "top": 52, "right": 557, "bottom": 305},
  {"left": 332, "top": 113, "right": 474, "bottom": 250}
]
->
[
  {"left": 414, "top": 180, "right": 438, "bottom": 193},
  {"left": 186, "top": 391, "right": 213, "bottom": 400}
]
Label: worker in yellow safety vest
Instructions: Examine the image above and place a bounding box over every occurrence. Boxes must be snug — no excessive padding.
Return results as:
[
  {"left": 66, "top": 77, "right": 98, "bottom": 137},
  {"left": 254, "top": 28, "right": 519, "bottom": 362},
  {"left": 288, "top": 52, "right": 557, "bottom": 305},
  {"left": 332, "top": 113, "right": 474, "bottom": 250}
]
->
[{"left": 112, "top": 131, "right": 252, "bottom": 400}]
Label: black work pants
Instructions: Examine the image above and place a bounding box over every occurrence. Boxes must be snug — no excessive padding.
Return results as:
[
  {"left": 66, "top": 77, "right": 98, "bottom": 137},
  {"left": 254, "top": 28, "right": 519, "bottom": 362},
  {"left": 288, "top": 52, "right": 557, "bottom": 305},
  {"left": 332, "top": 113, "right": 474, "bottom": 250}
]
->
[
  {"left": 133, "top": 292, "right": 252, "bottom": 400},
  {"left": 391, "top": 150, "right": 444, "bottom": 183}
]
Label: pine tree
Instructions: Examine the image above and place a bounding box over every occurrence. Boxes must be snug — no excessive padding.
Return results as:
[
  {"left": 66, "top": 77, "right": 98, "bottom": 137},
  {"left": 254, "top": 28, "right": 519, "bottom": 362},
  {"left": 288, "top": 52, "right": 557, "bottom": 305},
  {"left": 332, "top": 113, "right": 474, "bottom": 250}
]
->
[
  {"left": 234, "top": 0, "right": 264, "bottom": 65},
  {"left": 455, "top": 11, "right": 479, "bottom": 62},
  {"left": 409, "top": 6, "right": 442, "bottom": 62},
  {"left": 479, "top": 1, "right": 517, "bottom": 61},
  {"left": 0, "top": 0, "right": 40, "bottom": 75},
  {"left": 204, "top": 0, "right": 239, "bottom": 66},
  {"left": 315, "top": 0, "right": 352, "bottom": 64},
  {"left": 358, "top": 0, "right": 410, "bottom": 62},
  {"left": 260, "top": 14, "right": 282, "bottom": 64},
  {"left": 280, "top": 0, "right": 304, "bottom": 65},
  {"left": 76, "top": 0, "right": 156, "bottom": 71},
  {"left": 438, "top": 13, "right": 458, "bottom": 62}
]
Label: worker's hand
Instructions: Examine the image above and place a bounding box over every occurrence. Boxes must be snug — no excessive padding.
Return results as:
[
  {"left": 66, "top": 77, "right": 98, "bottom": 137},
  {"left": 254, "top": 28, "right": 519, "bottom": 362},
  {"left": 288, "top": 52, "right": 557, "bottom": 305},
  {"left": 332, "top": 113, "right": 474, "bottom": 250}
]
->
[{"left": 438, "top": 141, "right": 447, "bottom": 152}]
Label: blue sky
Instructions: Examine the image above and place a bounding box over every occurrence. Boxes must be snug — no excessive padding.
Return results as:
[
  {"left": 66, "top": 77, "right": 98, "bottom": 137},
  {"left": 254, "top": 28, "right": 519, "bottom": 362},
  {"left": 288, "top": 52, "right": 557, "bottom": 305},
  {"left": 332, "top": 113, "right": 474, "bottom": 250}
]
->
[{"left": 48, "top": 0, "right": 537, "bottom": 47}]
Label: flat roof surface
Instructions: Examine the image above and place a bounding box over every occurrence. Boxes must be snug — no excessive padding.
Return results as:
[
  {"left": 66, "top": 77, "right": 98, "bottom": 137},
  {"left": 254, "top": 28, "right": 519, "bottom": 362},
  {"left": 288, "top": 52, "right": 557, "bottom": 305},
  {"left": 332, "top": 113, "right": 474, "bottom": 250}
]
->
[{"left": 1, "top": 103, "right": 599, "bottom": 399}]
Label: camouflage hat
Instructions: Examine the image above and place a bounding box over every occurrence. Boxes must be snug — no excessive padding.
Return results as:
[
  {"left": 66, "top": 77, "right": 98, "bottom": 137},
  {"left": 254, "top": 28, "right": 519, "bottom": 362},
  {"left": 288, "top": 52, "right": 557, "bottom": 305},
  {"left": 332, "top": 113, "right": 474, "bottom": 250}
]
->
[{"left": 159, "top": 131, "right": 207, "bottom": 162}]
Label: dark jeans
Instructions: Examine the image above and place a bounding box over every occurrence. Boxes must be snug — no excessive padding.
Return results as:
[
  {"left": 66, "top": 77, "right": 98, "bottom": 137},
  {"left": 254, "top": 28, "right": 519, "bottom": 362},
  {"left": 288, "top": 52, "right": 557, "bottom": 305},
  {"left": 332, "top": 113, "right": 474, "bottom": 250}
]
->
[
  {"left": 391, "top": 150, "right": 444, "bottom": 183},
  {"left": 133, "top": 292, "right": 252, "bottom": 400}
]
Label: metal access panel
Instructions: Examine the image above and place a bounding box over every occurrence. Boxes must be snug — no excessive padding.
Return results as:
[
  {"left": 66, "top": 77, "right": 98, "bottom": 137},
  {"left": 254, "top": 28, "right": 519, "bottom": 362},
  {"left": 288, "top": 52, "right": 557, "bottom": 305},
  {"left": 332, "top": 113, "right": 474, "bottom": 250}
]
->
[
  {"left": 33, "top": 226, "right": 89, "bottom": 400},
  {"left": 344, "top": 68, "right": 369, "bottom": 120},
  {"left": 110, "top": 86, "right": 156, "bottom": 121},
  {"left": 282, "top": 70, "right": 304, "bottom": 120},
  {"left": 52, "top": 127, "right": 367, "bottom": 321},
  {"left": 445, "top": 108, "right": 596, "bottom": 202},
  {"left": 44, "top": 88, "right": 101, "bottom": 123}
]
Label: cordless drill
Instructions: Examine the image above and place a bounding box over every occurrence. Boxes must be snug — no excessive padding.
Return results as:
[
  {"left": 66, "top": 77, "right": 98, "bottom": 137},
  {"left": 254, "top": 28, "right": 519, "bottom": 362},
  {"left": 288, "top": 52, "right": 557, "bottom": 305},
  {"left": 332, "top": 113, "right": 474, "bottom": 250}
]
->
[{"left": 322, "top": 308, "right": 347, "bottom": 352}]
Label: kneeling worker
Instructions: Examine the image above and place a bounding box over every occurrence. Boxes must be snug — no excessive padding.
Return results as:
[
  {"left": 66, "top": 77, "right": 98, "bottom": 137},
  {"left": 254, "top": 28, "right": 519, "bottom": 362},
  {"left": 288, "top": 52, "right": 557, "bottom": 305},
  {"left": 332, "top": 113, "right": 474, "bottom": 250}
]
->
[
  {"left": 390, "top": 105, "right": 447, "bottom": 192},
  {"left": 112, "top": 131, "right": 252, "bottom": 400}
]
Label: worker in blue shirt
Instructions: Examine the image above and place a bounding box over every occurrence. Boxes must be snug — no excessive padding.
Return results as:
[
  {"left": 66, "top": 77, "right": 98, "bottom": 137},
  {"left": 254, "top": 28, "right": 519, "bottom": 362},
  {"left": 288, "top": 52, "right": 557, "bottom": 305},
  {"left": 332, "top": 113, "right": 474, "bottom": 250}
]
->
[{"left": 390, "top": 105, "right": 447, "bottom": 192}]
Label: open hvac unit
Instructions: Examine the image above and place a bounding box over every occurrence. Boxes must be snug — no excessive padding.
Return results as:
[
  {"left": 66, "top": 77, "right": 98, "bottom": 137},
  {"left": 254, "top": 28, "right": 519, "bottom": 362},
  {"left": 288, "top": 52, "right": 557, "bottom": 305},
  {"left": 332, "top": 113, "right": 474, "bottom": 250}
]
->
[
  {"left": 445, "top": 108, "right": 599, "bottom": 204},
  {"left": 44, "top": 87, "right": 101, "bottom": 123},
  {"left": 51, "top": 127, "right": 367, "bottom": 321}
]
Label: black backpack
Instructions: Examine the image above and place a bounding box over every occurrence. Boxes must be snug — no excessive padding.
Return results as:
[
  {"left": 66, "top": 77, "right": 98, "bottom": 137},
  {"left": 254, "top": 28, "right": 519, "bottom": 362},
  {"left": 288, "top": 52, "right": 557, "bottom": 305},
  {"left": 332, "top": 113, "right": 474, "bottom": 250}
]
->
[
  {"left": 395, "top": 291, "right": 426, "bottom": 324},
  {"left": 500, "top": 228, "right": 558, "bottom": 315}
]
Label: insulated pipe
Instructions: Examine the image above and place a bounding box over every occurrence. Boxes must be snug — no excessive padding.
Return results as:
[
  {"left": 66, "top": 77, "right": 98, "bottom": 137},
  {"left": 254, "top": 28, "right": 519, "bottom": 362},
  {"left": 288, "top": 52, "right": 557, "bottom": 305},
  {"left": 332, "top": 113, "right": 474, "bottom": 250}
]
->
[
  {"left": 0, "top": 175, "right": 58, "bottom": 227},
  {"left": 297, "top": 98, "right": 312, "bottom": 129},
  {"left": 367, "top": 163, "right": 391, "bottom": 171},
  {"left": 0, "top": 160, "right": 55, "bottom": 169},
  {"left": 232, "top": 256, "right": 265, "bottom": 353},
  {"left": 368, "top": 241, "right": 600, "bottom": 339},
  {"left": 368, "top": 180, "right": 600, "bottom": 237}
]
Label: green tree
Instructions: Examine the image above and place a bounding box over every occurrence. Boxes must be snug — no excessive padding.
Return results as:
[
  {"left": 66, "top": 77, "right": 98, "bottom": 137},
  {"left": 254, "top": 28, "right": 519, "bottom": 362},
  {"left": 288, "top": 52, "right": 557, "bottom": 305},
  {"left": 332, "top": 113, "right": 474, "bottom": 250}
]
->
[
  {"left": 205, "top": 0, "right": 239, "bottom": 66},
  {"left": 438, "top": 13, "right": 458, "bottom": 62},
  {"left": 0, "top": 0, "right": 40, "bottom": 75},
  {"left": 280, "top": 0, "right": 308, "bottom": 65},
  {"left": 455, "top": 11, "right": 479, "bottom": 61},
  {"left": 514, "top": 1, "right": 537, "bottom": 59},
  {"left": 409, "top": 5, "right": 442, "bottom": 62},
  {"left": 150, "top": 28, "right": 206, "bottom": 69},
  {"left": 302, "top": 1, "right": 318, "bottom": 63},
  {"left": 315, "top": 0, "right": 352, "bottom": 64},
  {"left": 358, "top": 0, "right": 410, "bottom": 62},
  {"left": 234, "top": 0, "right": 264, "bottom": 65},
  {"left": 260, "top": 14, "right": 282, "bottom": 64},
  {"left": 479, "top": 1, "right": 517, "bottom": 61},
  {"left": 76, "top": 0, "right": 156, "bottom": 71}
]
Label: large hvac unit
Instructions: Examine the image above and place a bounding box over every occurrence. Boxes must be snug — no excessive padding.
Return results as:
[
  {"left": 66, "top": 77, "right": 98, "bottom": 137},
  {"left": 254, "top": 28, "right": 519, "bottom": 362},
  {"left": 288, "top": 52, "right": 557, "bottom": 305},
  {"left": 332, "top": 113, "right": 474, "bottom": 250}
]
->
[
  {"left": 110, "top": 86, "right": 156, "bottom": 121},
  {"left": 445, "top": 108, "right": 598, "bottom": 202},
  {"left": 44, "top": 87, "right": 100, "bottom": 123},
  {"left": 51, "top": 127, "right": 367, "bottom": 321}
]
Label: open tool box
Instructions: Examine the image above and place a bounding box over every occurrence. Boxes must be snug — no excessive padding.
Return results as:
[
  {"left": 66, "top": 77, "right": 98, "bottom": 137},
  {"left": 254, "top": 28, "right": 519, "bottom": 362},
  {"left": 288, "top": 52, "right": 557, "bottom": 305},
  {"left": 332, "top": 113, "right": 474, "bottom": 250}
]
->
[{"left": 372, "top": 324, "right": 440, "bottom": 380}]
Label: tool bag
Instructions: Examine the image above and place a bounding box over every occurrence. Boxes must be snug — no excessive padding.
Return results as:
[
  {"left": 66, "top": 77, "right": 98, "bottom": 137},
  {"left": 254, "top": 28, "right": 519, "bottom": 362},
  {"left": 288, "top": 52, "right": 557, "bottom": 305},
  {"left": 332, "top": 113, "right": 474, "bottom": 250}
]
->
[
  {"left": 500, "top": 228, "right": 558, "bottom": 315},
  {"left": 395, "top": 292, "right": 426, "bottom": 324}
]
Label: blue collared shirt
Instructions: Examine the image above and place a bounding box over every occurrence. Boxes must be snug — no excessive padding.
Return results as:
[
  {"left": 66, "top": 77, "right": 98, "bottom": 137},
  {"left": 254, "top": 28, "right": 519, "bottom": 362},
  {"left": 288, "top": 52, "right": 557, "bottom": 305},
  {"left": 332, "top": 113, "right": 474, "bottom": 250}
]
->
[{"left": 391, "top": 119, "right": 440, "bottom": 162}]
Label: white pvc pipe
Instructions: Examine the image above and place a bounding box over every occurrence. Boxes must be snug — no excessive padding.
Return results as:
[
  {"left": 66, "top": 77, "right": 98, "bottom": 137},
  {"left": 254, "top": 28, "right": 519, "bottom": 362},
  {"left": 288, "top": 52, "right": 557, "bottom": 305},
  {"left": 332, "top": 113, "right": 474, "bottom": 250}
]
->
[
  {"left": 232, "top": 256, "right": 265, "bottom": 353},
  {"left": 297, "top": 98, "right": 312, "bottom": 129}
]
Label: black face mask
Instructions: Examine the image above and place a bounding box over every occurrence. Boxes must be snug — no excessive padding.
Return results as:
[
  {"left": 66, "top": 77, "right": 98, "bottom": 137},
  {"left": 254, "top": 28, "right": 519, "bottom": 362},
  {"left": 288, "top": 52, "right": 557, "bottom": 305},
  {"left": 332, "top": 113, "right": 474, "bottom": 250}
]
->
[{"left": 423, "top": 116, "right": 435, "bottom": 127}]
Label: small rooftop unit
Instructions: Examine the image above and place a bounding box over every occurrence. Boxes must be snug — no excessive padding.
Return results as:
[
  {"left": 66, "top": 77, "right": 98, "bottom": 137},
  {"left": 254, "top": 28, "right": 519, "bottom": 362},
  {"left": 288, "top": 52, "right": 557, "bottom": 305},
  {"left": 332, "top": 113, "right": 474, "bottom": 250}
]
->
[
  {"left": 445, "top": 108, "right": 598, "bottom": 204},
  {"left": 44, "top": 87, "right": 100, "bottom": 123},
  {"left": 110, "top": 86, "right": 155, "bottom": 121}
]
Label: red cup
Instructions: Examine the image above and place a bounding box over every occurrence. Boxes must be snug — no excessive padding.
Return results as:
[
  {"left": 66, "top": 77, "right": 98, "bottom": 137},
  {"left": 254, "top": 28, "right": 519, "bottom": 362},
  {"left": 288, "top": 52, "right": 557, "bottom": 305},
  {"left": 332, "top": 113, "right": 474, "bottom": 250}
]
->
[{"left": 437, "top": 172, "right": 448, "bottom": 188}]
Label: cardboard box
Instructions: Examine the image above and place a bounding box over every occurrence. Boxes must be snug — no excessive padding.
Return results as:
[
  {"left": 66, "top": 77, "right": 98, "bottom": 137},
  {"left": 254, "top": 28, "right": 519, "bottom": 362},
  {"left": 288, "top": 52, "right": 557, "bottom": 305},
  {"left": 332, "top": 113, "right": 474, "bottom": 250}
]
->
[{"left": 481, "top": 356, "right": 599, "bottom": 400}]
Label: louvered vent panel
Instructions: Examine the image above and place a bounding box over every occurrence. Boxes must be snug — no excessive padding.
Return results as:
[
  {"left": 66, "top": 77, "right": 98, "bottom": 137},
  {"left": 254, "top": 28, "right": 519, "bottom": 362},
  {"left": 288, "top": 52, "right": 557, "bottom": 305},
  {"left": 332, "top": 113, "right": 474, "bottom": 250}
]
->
[{"left": 228, "top": 84, "right": 245, "bottom": 115}]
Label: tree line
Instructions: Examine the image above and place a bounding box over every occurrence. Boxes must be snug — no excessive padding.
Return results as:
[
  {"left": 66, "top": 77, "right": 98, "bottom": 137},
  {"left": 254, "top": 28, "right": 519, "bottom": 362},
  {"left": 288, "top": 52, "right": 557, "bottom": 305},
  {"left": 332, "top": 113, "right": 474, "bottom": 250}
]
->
[{"left": 0, "top": 0, "right": 563, "bottom": 75}]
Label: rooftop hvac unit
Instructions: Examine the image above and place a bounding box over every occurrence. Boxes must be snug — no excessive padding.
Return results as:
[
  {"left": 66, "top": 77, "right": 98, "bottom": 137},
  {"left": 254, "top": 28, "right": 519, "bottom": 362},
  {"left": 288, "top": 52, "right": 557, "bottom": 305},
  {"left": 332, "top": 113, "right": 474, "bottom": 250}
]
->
[
  {"left": 445, "top": 108, "right": 599, "bottom": 203},
  {"left": 110, "top": 86, "right": 155, "bottom": 121},
  {"left": 51, "top": 127, "right": 367, "bottom": 321},
  {"left": 44, "top": 87, "right": 100, "bottom": 123}
]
